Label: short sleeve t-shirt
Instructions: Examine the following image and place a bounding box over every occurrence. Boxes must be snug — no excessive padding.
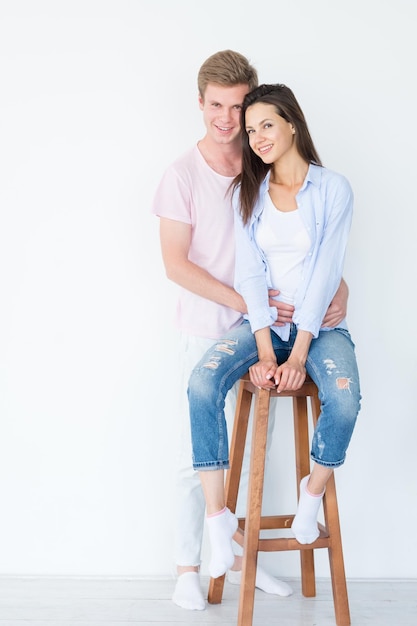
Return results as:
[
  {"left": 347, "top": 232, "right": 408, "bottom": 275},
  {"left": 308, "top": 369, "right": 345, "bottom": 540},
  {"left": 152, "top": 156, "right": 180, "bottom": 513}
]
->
[{"left": 151, "top": 145, "right": 243, "bottom": 338}]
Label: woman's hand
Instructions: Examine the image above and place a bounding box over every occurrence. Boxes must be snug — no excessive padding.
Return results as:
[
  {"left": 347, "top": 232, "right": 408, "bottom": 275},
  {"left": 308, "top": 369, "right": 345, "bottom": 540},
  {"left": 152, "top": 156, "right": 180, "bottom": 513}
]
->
[
  {"left": 274, "top": 356, "right": 307, "bottom": 392},
  {"left": 249, "top": 355, "right": 307, "bottom": 392},
  {"left": 249, "top": 358, "right": 278, "bottom": 390},
  {"left": 274, "top": 329, "right": 312, "bottom": 392},
  {"left": 250, "top": 328, "right": 309, "bottom": 392}
]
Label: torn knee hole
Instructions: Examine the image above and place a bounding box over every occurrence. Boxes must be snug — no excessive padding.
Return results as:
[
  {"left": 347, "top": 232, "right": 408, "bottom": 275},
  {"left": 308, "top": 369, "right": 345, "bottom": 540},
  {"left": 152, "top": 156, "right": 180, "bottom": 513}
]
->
[{"left": 336, "top": 377, "right": 351, "bottom": 390}]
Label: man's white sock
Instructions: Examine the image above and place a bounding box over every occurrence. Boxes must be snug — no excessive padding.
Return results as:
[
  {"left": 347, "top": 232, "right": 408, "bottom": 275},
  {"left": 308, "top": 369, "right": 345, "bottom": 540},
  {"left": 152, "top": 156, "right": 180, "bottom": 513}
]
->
[
  {"left": 227, "top": 564, "right": 293, "bottom": 596},
  {"left": 172, "top": 571, "right": 205, "bottom": 611}
]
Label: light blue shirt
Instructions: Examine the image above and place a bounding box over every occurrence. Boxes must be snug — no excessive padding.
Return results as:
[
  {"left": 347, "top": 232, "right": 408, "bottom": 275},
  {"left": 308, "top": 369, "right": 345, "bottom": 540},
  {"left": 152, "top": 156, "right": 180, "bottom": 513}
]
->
[{"left": 233, "top": 164, "right": 353, "bottom": 340}]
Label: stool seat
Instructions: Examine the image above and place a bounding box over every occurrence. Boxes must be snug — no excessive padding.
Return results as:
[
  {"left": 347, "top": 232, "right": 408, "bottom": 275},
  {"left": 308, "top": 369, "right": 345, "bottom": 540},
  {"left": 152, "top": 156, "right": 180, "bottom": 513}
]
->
[{"left": 207, "top": 373, "right": 350, "bottom": 626}]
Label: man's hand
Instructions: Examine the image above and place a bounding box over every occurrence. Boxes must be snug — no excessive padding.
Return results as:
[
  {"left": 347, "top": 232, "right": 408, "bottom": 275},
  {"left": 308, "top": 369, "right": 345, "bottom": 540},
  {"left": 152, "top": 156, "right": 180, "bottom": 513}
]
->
[
  {"left": 268, "top": 289, "right": 295, "bottom": 327},
  {"left": 321, "top": 279, "right": 349, "bottom": 328}
]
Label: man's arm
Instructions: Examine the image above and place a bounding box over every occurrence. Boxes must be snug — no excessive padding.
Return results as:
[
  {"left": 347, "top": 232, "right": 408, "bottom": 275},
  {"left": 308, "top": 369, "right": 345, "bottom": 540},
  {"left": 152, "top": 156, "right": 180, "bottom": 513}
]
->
[
  {"left": 159, "top": 217, "right": 246, "bottom": 313},
  {"left": 321, "top": 278, "right": 349, "bottom": 328},
  {"left": 160, "top": 217, "right": 318, "bottom": 324},
  {"left": 270, "top": 278, "right": 349, "bottom": 329}
]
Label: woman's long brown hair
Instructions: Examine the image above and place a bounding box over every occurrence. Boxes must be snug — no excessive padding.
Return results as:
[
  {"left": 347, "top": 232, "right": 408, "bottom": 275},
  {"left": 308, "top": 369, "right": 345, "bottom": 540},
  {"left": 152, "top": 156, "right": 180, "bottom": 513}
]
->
[{"left": 232, "top": 84, "right": 322, "bottom": 225}]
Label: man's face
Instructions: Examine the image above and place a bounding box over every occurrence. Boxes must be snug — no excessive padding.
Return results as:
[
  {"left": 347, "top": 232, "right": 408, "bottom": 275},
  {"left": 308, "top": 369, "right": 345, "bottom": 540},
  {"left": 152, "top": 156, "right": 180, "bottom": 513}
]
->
[{"left": 199, "top": 83, "right": 250, "bottom": 145}]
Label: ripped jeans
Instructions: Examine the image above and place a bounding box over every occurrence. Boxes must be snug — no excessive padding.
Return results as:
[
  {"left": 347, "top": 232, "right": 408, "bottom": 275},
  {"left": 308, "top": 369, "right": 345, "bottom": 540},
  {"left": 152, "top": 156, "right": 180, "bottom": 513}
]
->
[{"left": 188, "top": 321, "right": 361, "bottom": 470}]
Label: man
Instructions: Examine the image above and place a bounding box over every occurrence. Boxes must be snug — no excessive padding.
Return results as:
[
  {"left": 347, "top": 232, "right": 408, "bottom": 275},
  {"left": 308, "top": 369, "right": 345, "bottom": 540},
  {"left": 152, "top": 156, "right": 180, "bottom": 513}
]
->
[{"left": 151, "top": 50, "right": 348, "bottom": 611}]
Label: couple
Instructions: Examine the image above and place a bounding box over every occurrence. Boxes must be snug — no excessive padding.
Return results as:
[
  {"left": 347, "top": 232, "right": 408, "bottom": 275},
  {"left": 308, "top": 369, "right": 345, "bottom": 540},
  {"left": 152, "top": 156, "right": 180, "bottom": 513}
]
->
[{"left": 152, "top": 50, "right": 360, "bottom": 611}]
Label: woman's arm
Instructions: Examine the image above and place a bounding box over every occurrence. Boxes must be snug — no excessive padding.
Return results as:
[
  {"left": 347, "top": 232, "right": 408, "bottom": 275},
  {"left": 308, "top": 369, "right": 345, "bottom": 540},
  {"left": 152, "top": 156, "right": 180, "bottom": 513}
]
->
[
  {"left": 249, "top": 327, "right": 313, "bottom": 392},
  {"left": 233, "top": 199, "right": 279, "bottom": 333},
  {"left": 249, "top": 327, "right": 278, "bottom": 390},
  {"left": 274, "top": 330, "right": 313, "bottom": 392},
  {"left": 294, "top": 174, "right": 353, "bottom": 337}
]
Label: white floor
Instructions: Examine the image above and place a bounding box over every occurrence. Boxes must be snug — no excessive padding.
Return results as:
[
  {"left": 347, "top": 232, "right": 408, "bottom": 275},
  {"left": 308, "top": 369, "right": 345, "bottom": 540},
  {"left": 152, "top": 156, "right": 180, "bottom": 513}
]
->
[{"left": 0, "top": 576, "right": 416, "bottom": 625}]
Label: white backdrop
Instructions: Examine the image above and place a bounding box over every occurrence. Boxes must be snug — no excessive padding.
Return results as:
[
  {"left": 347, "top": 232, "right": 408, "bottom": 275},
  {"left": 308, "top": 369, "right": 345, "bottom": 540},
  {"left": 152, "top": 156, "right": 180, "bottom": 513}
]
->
[{"left": 0, "top": 0, "right": 416, "bottom": 580}]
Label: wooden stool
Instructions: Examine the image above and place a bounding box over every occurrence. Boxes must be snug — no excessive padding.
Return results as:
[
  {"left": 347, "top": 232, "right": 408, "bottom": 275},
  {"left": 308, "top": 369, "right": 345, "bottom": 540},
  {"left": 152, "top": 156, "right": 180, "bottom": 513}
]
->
[{"left": 207, "top": 373, "right": 350, "bottom": 626}]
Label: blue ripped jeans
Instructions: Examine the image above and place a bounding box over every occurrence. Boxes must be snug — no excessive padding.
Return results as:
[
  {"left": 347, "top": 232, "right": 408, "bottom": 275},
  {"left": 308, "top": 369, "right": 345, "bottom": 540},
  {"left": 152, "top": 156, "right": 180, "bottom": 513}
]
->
[{"left": 188, "top": 322, "right": 361, "bottom": 470}]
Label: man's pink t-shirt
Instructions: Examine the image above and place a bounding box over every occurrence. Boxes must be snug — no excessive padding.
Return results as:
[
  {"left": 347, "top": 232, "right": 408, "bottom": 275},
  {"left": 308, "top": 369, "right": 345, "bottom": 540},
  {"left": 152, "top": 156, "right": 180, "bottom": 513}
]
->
[{"left": 152, "top": 145, "right": 243, "bottom": 339}]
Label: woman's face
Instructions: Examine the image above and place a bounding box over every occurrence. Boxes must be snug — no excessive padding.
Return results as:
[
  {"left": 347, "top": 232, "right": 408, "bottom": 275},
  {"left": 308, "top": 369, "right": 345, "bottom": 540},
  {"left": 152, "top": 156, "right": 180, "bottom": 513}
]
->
[{"left": 245, "top": 102, "right": 295, "bottom": 164}]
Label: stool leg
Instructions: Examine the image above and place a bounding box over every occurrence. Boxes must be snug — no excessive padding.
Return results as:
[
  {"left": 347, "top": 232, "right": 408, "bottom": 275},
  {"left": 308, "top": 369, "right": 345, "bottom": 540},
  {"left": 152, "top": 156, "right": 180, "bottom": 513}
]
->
[
  {"left": 208, "top": 382, "right": 253, "bottom": 605},
  {"left": 323, "top": 476, "right": 351, "bottom": 626},
  {"left": 311, "top": 393, "right": 351, "bottom": 626},
  {"left": 293, "top": 395, "right": 316, "bottom": 597},
  {"left": 237, "top": 387, "right": 270, "bottom": 626},
  {"left": 226, "top": 386, "right": 254, "bottom": 516}
]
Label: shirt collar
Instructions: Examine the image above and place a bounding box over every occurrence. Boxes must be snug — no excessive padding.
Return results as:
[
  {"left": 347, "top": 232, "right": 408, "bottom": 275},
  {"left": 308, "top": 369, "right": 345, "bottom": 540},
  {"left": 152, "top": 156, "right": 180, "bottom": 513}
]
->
[
  {"left": 302, "top": 163, "right": 322, "bottom": 190},
  {"left": 253, "top": 163, "right": 322, "bottom": 223},
  {"left": 262, "top": 162, "right": 322, "bottom": 192}
]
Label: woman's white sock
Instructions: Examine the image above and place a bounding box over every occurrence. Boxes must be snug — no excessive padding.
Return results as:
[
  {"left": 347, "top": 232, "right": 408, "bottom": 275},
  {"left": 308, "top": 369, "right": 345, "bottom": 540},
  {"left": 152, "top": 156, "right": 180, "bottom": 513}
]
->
[
  {"left": 291, "top": 475, "right": 324, "bottom": 544},
  {"left": 206, "top": 507, "right": 238, "bottom": 578}
]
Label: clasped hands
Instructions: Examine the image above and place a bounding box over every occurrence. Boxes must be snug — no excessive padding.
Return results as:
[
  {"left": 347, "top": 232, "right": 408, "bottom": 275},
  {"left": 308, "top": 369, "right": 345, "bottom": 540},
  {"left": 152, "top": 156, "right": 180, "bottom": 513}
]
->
[{"left": 249, "top": 356, "right": 306, "bottom": 393}]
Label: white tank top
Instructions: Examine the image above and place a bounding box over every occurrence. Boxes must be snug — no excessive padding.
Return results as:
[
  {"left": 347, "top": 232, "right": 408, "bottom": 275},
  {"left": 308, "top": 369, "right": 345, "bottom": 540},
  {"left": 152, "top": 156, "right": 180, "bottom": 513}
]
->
[{"left": 256, "top": 192, "right": 311, "bottom": 304}]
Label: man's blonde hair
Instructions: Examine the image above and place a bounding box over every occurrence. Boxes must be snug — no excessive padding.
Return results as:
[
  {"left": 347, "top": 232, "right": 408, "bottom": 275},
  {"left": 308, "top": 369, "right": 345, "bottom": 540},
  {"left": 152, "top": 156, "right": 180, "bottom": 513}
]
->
[{"left": 197, "top": 50, "right": 258, "bottom": 99}]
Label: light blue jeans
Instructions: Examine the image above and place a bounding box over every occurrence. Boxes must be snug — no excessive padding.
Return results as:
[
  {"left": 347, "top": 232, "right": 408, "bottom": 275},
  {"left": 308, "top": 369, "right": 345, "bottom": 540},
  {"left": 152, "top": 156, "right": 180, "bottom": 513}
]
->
[
  {"left": 188, "top": 322, "right": 361, "bottom": 470},
  {"left": 174, "top": 333, "right": 277, "bottom": 566}
]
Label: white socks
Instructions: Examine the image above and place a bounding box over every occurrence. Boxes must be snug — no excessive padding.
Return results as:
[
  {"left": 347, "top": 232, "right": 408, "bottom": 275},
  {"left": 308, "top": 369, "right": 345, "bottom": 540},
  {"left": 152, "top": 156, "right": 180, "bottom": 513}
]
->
[
  {"left": 173, "top": 500, "right": 293, "bottom": 612},
  {"left": 291, "top": 475, "right": 324, "bottom": 544},
  {"left": 172, "top": 571, "right": 206, "bottom": 611},
  {"left": 206, "top": 507, "right": 238, "bottom": 578},
  {"left": 227, "top": 564, "right": 293, "bottom": 596},
  {"left": 172, "top": 564, "right": 292, "bottom": 612}
]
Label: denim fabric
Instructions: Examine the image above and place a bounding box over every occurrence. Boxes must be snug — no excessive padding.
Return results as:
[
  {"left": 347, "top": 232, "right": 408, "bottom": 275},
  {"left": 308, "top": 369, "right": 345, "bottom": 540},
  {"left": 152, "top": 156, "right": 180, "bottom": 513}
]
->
[
  {"left": 174, "top": 333, "right": 276, "bottom": 566},
  {"left": 188, "top": 321, "right": 361, "bottom": 470}
]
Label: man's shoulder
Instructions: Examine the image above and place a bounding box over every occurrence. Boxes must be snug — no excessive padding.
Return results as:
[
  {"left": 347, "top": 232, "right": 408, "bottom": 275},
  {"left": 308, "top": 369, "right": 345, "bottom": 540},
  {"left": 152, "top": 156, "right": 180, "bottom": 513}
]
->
[{"left": 165, "top": 145, "right": 199, "bottom": 176}]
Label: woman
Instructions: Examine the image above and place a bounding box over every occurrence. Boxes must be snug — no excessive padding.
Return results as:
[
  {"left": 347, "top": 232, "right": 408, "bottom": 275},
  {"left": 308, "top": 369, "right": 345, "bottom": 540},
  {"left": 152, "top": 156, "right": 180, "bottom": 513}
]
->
[{"left": 187, "top": 84, "right": 361, "bottom": 579}]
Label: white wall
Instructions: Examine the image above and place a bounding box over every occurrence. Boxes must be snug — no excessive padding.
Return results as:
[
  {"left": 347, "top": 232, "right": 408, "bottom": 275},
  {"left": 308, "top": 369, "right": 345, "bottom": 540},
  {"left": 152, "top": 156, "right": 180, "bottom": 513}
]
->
[{"left": 0, "top": 0, "right": 415, "bottom": 580}]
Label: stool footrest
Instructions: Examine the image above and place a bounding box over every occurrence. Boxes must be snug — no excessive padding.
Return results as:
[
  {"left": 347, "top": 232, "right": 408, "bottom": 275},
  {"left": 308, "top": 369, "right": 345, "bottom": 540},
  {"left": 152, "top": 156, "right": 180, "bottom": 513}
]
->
[{"left": 234, "top": 518, "right": 330, "bottom": 551}]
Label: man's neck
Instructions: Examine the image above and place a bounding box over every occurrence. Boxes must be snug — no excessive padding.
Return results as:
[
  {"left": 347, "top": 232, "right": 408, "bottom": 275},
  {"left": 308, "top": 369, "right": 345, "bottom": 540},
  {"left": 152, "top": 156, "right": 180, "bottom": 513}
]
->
[{"left": 198, "top": 136, "right": 242, "bottom": 177}]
